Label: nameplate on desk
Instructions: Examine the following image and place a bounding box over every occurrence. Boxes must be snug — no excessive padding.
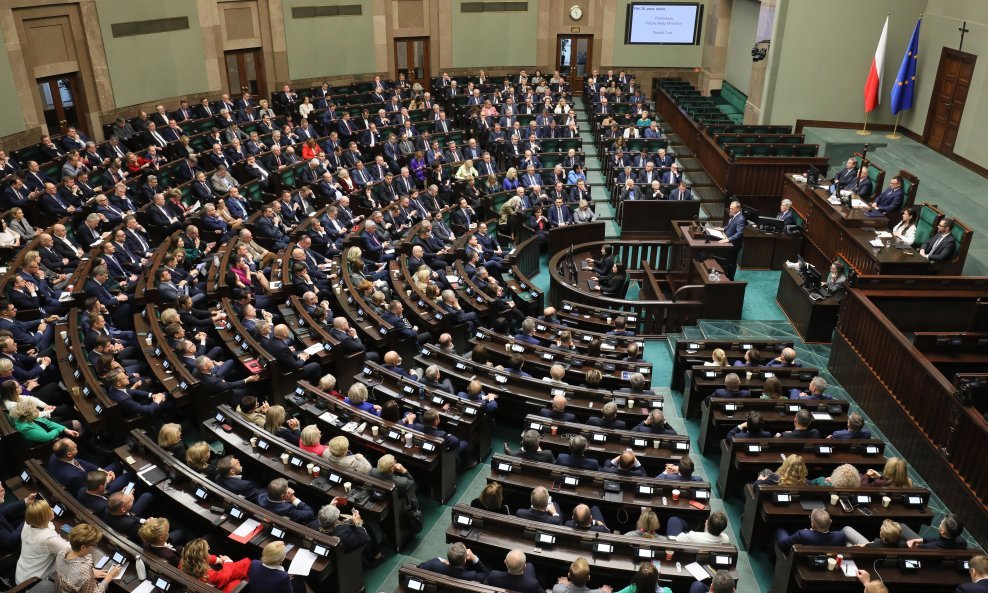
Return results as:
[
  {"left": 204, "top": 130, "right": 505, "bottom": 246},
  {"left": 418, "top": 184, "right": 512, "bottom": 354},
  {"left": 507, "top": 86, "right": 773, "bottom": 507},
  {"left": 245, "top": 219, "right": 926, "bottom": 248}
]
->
[
  {"left": 270, "top": 526, "right": 286, "bottom": 539},
  {"left": 637, "top": 548, "right": 656, "bottom": 560},
  {"left": 563, "top": 304, "right": 573, "bottom": 311},
  {"left": 582, "top": 335, "right": 593, "bottom": 342},
  {"left": 529, "top": 422, "right": 543, "bottom": 432},
  {"left": 704, "top": 371, "right": 716, "bottom": 378},
  {"left": 464, "top": 406, "right": 478, "bottom": 416},
  {"left": 494, "top": 374, "right": 508, "bottom": 384},
  {"left": 256, "top": 439, "right": 271, "bottom": 450},
  {"left": 746, "top": 445, "right": 762, "bottom": 454},
  {"left": 694, "top": 490, "right": 710, "bottom": 500},
  {"left": 407, "top": 579, "right": 425, "bottom": 592},
  {"left": 674, "top": 442, "right": 689, "bottom": 451},
  {"left": 713, "top": 555, "right": 732, "bottom": 567},
  {"left": 855, "top": 495, "right": 872, "bottom": 505},
  {"left": 811, "top": 412, "right": 832, "bottom": 421},
  {"left": 536, "top": 325, "right": 547, "bottom": 332},
  {"left": 786, "top": 404, "right": 800, "bottom": 413},
  {"left": 637, "top": 484, "right": 654, "bottom": 497},
  {"left": 633, "top": 438, "right": 648, "bottom": 448},
  {"left": 387, "top": 430, "right": 401, "bottom": 440},
  {"left": 311, "top": 544, "right": 329, "bottom": 557},
  {"left": 774, "top": 493, "right": 793, "bottom": 503},
  {"left": 593, "top": 542, "right": 613, "bottom": 554},
  {"left": 328, "top": 473, "right": 343, "bottom": 484},
  {"left": 289, "top": 457, "right": 304, "bottom": 468},
  {"left": 535, "top": 532, "right": 555, "bottom": 545},
  {"left": 229, "top": 507, "right": 245, "bottom": 519},
  {"left": 510, "top": 344, "right": 525, "bottom": 353},
  {"left": 403, "top": 385, "right": 417, "bottom": 395},
  {"left": 562, "top": 476, "right": 578, "bottom": 487},
  {"left": 741, "top": 343, "right": 753, "bottom": 350},
  {"left": 454, "top": 514, "right": 473, "bottom": 527},
  {"left": 456, "top": 362, "right": 469, "bottom": 370},
  {"left": 541, "top": 352, "right": 554, "bottom": 360},
  {"left": 591, "top": 433, "right": 607, "bottom": 443},
  {"left": 639, "top": 367, "right": 650, "bottom": 374},
  {"left": 193, "top": 487, "right": 208, "bottom": 500},
  {"left": 431, "top": 395, "right": 444, "bottom": 406},
  {"left": 723, "top": 403, "right": 739, "bottom": 412},
  {"left": 421, "top": 442, "right": 437, "bottom": 453},
  {"left": 817, "top": 445, "right": 833, "bottom": 455},
  {"left": 496, "top": 462, "right": 512, "bottom": 473},
  {"left": 864, "top": 445, "right": 880, "bottom": 455},
  {"left": 94, "top": 403, "right": 104, "bottom": 415},
  {"left": 651, "top": 400, "right": 663, "bottom": 408}
]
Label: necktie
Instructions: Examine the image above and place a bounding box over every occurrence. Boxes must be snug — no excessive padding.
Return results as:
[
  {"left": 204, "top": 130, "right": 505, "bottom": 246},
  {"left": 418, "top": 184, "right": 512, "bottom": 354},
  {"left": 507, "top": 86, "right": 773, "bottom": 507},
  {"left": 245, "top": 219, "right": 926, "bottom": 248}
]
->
[
  {"left": 557, "top": 207, "right": 563, "bottom": 221},
  {"left": 930, "top": 234, "right": 945, "bottom": 255}
]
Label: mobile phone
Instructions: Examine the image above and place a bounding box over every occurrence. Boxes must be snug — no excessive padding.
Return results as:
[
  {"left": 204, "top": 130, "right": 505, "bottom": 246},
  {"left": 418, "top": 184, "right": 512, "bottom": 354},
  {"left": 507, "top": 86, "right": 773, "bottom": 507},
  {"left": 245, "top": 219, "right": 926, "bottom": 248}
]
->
[
  {"left": 123, "top": 482, "right": 135, "bottom": 495},
  {"left": 95, "top": 556, "right": 110, "bottom": 570},
  {"left": 60, "top": 523, "right": 73, "bottom": 534},
  {"left": 688, "top": 499, "right": 707, "bottom": 510}
]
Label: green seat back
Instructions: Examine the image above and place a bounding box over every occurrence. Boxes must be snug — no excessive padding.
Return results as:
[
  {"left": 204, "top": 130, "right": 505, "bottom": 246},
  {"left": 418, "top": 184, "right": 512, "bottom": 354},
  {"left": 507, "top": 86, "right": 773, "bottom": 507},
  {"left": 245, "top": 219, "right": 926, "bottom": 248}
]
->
[
  {"left": 913, "top": 205, "right": 939, "bottom": 245},
  {"left": 950, "top": 223, "right": 965, "bottom": 248}
]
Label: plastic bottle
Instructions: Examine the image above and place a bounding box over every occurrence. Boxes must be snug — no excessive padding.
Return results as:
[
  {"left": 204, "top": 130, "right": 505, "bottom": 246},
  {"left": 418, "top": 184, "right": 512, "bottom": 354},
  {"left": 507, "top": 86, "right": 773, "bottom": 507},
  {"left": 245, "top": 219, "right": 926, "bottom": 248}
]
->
[{"left": 135, "top": 554, "right": 147, "bottom": 580}]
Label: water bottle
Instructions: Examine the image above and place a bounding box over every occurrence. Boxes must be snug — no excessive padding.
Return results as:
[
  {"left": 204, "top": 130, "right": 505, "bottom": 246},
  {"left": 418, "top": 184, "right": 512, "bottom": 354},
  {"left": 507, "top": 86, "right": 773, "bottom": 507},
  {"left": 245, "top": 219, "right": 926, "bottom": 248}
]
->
[{"left": 135, "top": 554, "right": 147, "bottom": 581}]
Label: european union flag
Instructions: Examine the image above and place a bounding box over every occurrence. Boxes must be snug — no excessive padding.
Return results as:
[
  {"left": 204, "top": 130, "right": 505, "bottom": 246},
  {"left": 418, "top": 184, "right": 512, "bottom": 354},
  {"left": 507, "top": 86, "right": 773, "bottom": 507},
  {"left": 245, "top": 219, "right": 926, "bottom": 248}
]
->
[{"left": 890, "top": 17, "right": 922, "bottom": 115}]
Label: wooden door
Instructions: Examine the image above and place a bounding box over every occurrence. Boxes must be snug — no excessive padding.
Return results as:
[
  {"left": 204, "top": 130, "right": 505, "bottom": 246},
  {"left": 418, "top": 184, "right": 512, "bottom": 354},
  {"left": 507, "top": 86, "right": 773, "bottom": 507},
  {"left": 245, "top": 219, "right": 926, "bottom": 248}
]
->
[
  {"left": 923, "top": 48, "right": 976, "bottom": 155},
  {"left": 394, "top": 37, "right": 431, "bottom": 92},
  {"left": 556, "top": 35, "right": 593, "bottom": 95},
  {"left": 224, "top": 49, "right": 267, "bottom": 97},
  {"left": 36, "top": 74, "right": 89, "bottom": 137}
]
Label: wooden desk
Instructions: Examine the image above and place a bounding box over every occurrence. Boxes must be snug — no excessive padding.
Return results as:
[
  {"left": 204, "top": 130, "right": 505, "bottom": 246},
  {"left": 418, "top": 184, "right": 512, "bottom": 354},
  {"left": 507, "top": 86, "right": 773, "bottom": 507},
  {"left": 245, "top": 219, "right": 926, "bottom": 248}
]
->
[
  {"left": 772, "top": 545, "right": 975, "bottom": 593},
  {"left": 698, "top": 398, "right": 849, "bottom": 455},
  {"left": 740, "top": 483, "right": 933, "bottom": 550},
  {"left": 620, "top": 199, "right": 700, "bottom": 238},
  {"left": 445, "top": 505, "right": 738, "bottom": 588},
  {"left": 716, "top": 438, "right": 886, "bottom": 499},
  {"left": 681, "top": 364, "right": 818, "bottom": 419},
  {"left": 782, "top": 175, "right": 931, "bottom": 275},
  {"left": 671, "top": 339, "right": 793, "bottom": 392},
  {"left": 741, "top": 227, "right": 802, "bottom": 270},
  {"left": 776, "top": 266, "right": 840, "bottom": 343}
]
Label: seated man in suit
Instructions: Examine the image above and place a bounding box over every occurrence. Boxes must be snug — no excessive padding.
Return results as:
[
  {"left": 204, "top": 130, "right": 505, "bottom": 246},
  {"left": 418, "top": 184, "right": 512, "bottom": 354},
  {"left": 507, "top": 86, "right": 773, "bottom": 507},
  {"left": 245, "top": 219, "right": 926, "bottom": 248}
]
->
[
  {"left": 767, "top": 347, "right": 801, "bottom": 368},
  {"left": 904, "top": 513, "right": 968, "bottom": 549},
  {"left": 0, "top": 483, "right": 32, "bottom": 553},
  {"left": 555, "top": 435, "right": 600, "bottom": 471},
  {"left": 539, "top": 394, "right": 577, "bottom": 423},
  {"left": 776, "top": 508, "right": 846, "bottom": 551},
  {"left": 617, "top": 372, "right": 655, "bottom": 395},
  {"left": 513, "top": 318, "right": 542, "bottom": 346},
  {"left": 257, "top": 478, "right": 318, "bottom": 529},
  {"left": 107, "top": 370, "right": 169, "bottom": 417},
  {"left": 195, "top": 356, "right": 260, "bottom": 404},
  {"left": 656, "top": 455, "right": 703, "bottom": 481},
  {"left": 861, "top": 175, "right": 904, "bottom": 216},
  {"left": 725, "top": 411, "right": 774, "bottom": 441},
  {"left": 381, "top": 301, "right": 432, "bottom": 345},
  {"left": 484, "top": 550, "right": 544, "bottom": 593},
  {"left": 213, "top": 456, "right": 261, "bottom": 501},
  {"left": 79, "top": 470, "right": 153, "bottom": 518},
  {"left": 603, "top": 450, "right": 646, "bottom": 476},
  {"left": 548, "top": 197, "right": 573, "bottom": 227},
  {"left": 564, "top": 504, "right": 611, "bottom": 534},
  {"left": 47, "top": 438, "right": 132, "bottom": 496},
  {"left": 508, "top": 429, "right": 554, "bottom": 463},
  {"left": 920, "top": 218, "right": 957, "bottom": 263},
  {"left": 777, "top": 198, "right": 795, "bottom": 226},
  {"left": 845, "top": 165, "right": 874, "bottom": 199},
  {"left": 790, "top": 376, "right": 832, "bottom": 400},
  {"left": 268, "top": 324, "right": 322, "bottom": 383},
  {"left": 631, "top": 409, "right": 677, "bottom": 435},
  {"left": 829, "top": 412, "right": 872, "bottom": 440},
  {"left": 515, "top": 486, "right": 562, "bottom": 524},
  {"left": 103, "top": 492, "right": 161, "bottom": 543},
  {"left": 418, "top": 542, "right": 490, "bottom": 582},
  {"left": 587, "top": 402, "right": 627, "bottom": 430},
  {"left": 778, "top": 409, "right": 821, "bottom": 439},
  {"left": 667, "top": 511, "right": 731, "bottom": 544},
  {"left": 829, "top": 157, "right": 859, "bottom": 193}
]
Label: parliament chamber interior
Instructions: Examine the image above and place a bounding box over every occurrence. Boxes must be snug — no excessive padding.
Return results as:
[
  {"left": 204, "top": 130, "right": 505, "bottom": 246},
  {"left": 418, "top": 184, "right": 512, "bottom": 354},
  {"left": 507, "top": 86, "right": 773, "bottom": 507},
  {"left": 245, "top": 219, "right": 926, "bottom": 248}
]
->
[{"left": 0, "top": 1, "right": 987, "bottom": 593}]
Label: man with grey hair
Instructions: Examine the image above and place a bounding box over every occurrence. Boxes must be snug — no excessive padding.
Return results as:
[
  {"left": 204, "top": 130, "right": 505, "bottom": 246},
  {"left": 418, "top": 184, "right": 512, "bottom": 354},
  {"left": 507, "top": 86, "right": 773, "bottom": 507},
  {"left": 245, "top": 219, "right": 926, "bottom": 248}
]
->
[
  {"left": 484, "top": 549, "right": 543, "bottom": 593},
  {"left": 194, "top": 356, "right": 259, "bottom": 402},
  {"left": 776, "top": 508, "right": 846, "bottom": 551},
  {"left": 439, "top": 290, "right": 478, "bottom": 332},
  {"left": 715, "top": 200, "right": 745, "bottom": 280},
  {"left": 259, "top": 478, "right": 317, "bottom": 528},
  {"left": 210, "top": 164, "right": 238, "bottom": 193},
  {"left": 421, "top": 365, "right": 454, "bottom": 394},
  {"left": 790, "top": 376, "right": 830, "bottom": 400},
  {"left": 418, "top": 542, "right": 489, "bottom": 581},
  {"left": 317, "top": 500, "right": 371, "bottom": 552},
  {"left": 778, "top": 198, "right": 795, "bottom": 227}
]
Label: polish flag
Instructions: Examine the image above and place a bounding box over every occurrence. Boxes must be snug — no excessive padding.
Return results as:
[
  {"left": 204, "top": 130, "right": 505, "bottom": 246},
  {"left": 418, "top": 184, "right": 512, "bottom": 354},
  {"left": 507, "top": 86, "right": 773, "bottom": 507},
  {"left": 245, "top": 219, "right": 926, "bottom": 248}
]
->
[{"left": 864, "top": 16, "right": 889, "bottom": 113}]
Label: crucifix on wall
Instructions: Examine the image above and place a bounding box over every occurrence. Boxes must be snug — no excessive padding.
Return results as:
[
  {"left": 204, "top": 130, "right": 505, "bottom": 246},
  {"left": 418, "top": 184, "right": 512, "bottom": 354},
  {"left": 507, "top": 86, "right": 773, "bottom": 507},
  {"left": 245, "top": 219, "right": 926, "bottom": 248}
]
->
[{"left": 958, "top": 21, "right": 970, "bottom": 51}]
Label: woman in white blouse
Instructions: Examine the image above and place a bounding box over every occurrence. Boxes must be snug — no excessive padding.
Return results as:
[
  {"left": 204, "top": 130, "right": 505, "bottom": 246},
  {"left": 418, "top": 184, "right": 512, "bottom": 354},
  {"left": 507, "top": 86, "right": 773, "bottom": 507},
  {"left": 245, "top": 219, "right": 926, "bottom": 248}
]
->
[
  {"left": 297, "top": 96, "right": 314, "bottom": 120},
  {"left": 16, "top": 499, "right": 71, "bottom": 584},
  {"left": 0, "top": 218, "right": 21, "bottom": 247},
  {"left": 892, "top": 206, "right": 917, "bottom": 245}
]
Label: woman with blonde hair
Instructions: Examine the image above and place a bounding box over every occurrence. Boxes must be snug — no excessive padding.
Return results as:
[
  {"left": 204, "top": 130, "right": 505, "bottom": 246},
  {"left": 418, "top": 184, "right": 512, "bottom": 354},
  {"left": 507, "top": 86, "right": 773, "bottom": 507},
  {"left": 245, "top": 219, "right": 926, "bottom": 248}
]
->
[
  {"left": 10, "top": 399, "right": 79, "bottom": 444},
  {"left": 53, "top": 524, "right": 122, "bottom": 593},
  {"left": 186, "top": 442, "right": 216, "bottom": 476},
  {"left": 470, "top": 483, "right": 509, "bottom": 514},
  {"left": 758, "top": 454, "right": 808, "bottom": 487},
  {"left": 344, "top": 383, "right": 381, "bottom": 415},
  {"left": 9, "top": 207, "right": 39, "bottom": 238},
  {"left": 862, "top": 457, "right": 912, "bottom": 487},
  {"left": 299, "top": 425, "right": 326, "bottom": 456},
  {"left": 264, "top": 404, "right": 301, "bottom": 445},
  {"left": 179, "top": 538, "right": 251, "bottom": 593},
  {"left": 498, "top": 195, "right": 523, "bottom": 227},
  {"left": 138, "top": 517, "right": 181, "bottom": 567},
  {"left": 16, "top": 498, "right": 71, "bottom": 583},
  {"left": 502, "top": 167, "right": 520, "bottom": 191},
  {"left": 158, "top": 423, "right": 186, "bottom": 459},
  {"left": 624, "top": 508, "right": 666, "bottom": 539},
  {"left": 811, "top": 463, "right": 861, "bottom": 487},
  {"left": 247, "top": 541, "right": 296, "bottom": 591},
  {"left": 318, "top": 373, "right": 344, "bottom": 400},
  {"left": 705, "top": 348, "right": 728, "bottom": 367},
  {"left": 325, "top": 435, "right": 372, "bottom": 473}
]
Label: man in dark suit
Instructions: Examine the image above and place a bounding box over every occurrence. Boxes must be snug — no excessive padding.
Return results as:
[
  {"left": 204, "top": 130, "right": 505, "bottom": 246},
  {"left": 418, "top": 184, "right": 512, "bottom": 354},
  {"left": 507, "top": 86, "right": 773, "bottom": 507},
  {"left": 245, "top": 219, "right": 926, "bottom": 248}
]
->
[
  {"left": 80, "top": 470, "right": 153, "bottom": 518},
  {"left": 538, "top": 394, "right": 577, "bottom": 423},
  {"left": 195, "top": 356, "right": 260, "bottom": 403},
  {"left": 846, "top": 166, "right": 874, "bottom": 199},
  {"left": 103, "top": 491, "right": 150, "bottom": 542},
  {"left": 257, "top": 478, "right": 318, "bottom": 529},
  {"left": 0, "top": 484, "right": 31, "bottom": 553},
  {"left": 418, "top": 543, "right": 490, "bottom": 582},
  {"left": 108, "top": 371, "right": 168, "bottom": 417},
  {"left": 484, "top": 550, "right": 544, "bottom": 593},
  {"left": 328, "top": 317, "right": 378, "bottom": 361},
  {"left": 586, "top": 401, "right": 627, "bottom": 430},
  {"left": 514, "top": 486, "right": 562, "bottom": 524},
  {"left": 790, "top": 376, "right": 832, "bottom": 400},
  {"left": 864, "top": 175, "right": 904, "bottom": 216},
  {"left": 717, "top": 200, "right": 746, "bottom": 280},
  {"left": 776, "top": 508, "right": 847, "bottom": 551},
  {"left": 548, "top": 197, "right": 573, "bottom": 227},
  {"left": 555, "top": 435, "right": 600, "bottom": 471},
  {"left": 268, "top": 324, "right": 322, "bottom": 382},
  {"left": 213, "top": 456, "right": 261, "bottom": 501},
  {"left": 905, "top": 513, "right": 968, "bottom": 549},
  {"left": 669, "top": 181, "right": 694, "bottom": 201},
  {"left": 512, "top": 318, "right": 542, "bottom": 346},
  {"left": 47, "top": 438, "right": 131, "bottom": 495},
  {"left": 920, "top": 219, "right": 957, "bottom": 263},
  {"left": 779, "top": 409, "right": 821, "bottom": 439},
  {"left": 956, "top": 554, "right": 988, "bottom": 593},
  {"left": 509, "top": 429, "right": 554, "bottom": 463},
  {"left": 710, "top": 373, "right": 751, "bottom": 399},
  {"left": 830, "top": 157, "right": 859, "bottom": 192},
  {"left": 381, "top": 301, "right": 431, "bottom": 345},
  {"left": 631, "top": 409, "right": 677, "bottom": 435},
  {"left": 829, "top": 412, "right": 872, "bottom": 440}
]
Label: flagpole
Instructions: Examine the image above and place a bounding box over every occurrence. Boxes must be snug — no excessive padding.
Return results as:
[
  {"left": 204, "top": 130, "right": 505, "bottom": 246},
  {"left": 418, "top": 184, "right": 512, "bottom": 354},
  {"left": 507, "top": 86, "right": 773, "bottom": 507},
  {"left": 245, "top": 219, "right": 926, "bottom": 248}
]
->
[
  {"left": 886, "top": 114, "right": 901, "bottom": 139},
  {"left": 857, "top": 112, "right": 871, "bottom": 135}
]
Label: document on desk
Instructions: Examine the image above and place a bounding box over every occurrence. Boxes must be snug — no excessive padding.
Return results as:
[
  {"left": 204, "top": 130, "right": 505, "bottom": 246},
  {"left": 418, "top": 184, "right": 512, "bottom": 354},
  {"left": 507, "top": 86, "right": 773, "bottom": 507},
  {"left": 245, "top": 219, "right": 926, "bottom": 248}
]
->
[
  {"left": 851, "top": 199, "right": 868, "bottom": 209},
  {"left": 288, "top": 548, "right": 318, "bottom": 576},
  {"left": 684, "top": 562, "right": 710, "bottom": 581},
  {"left": 131, "top": 581, "right": 156, "bottom": 593},
  {"left": 876, "top": 231, "right": 893, "bottom": 239},
  {"left": 869, "top": 238, "right": 885, "bottom": 248},
  {"left": 842, "top": 559, "right": 858, "bottom": 577},
  {"left": 229, "top": 518, "right": 262, "bottom": 543},
  {"left": 303, "top": 343, "right": 325, "bottom": 356},
  {"left": 704, "top": 227, "right": 727, "bottom": 241}
]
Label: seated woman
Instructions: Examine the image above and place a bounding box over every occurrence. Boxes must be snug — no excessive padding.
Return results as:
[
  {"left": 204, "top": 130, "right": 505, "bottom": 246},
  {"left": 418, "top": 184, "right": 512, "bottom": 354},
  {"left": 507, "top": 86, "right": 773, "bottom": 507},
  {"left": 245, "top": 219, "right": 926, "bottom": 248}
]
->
[
  {"left": 16, "top": 499, "right": 71, "bottom": 585},
  {"left": 317, "top": 373, "right": 344, "bottom": 401},
  {"left": 759, "top": 376, "right": 787, "bottom": 400},
  {"left": 325, "top": 436, "right": 372, "bottom": 474},
  {"left": 158, "top": 423, "right": 187, "bottom": 460},
  {"left": 9, "top": 400, "right": 79, "bottom": 444},
  {"left": 264, "top": 405, "right": 301, "bottom": 446},
  {"left": 179, "top": 538, "right": 251, "bottom": 593},
  {"left": 733, "top": 348, "right": 761, "bottom": 367},
  {"left": 186, "top": 442, "right": 218, "bottom": 478},
  {"left": 756, "top": 453, "right": 808, "bottom": 488},
  {"left": 808, "top": 463, "right": 861, "bottom": 487},
  {"left": 138, "top": 517, "right": 183, "bottom": 567},
  {"left": 344, "top": 383, "right": 381, "bottom": 416},
  {"left": 861, "top": 457, "right": 912, "bottom": 487},
  {"left": 892, "top": 207, "right": 918, "bottom": 245},
  {"left": 2, "top": 379, "right": 76, "bottom": 427},
  {"left": 613, "top": 561, "right": 669, "bottom": 593},
  {"left": 247, "top": 541, "right": 305, "bottom": 593},
  {"left": 370, "top": 454, "right": 421, "bottom": 519},
  {"left": 471, "top": 483, "right": 509, "bottom": 515},
  {"left": 53, "top": 524, "right": 122, "bottom": 593},
  {"left": 299, "top": 425, "right": 326, "bottom": 456},
  {"left": 624, "top": 508, "right": 666, "bottom": 539},
  {"left": 704, "top": 348, "right": 728, "bottom": 367},
  {"left": 843, "top": 518, "right": 908, "bottom": 548}
]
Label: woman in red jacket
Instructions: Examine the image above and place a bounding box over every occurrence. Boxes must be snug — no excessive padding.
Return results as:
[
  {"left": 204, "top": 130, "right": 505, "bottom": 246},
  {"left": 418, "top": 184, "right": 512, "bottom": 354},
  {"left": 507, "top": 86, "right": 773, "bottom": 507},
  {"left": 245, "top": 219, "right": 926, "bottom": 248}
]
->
[{"left": 179, "top": 539, "right": 251, "bottom": 593}]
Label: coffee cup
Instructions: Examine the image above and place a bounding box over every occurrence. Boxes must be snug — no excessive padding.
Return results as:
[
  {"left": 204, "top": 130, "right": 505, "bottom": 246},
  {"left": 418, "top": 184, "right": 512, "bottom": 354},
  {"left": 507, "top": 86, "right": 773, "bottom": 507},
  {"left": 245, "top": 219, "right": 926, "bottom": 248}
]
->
[
  {"left": 59, "top": 330, "right": 67, "bottom": 340},
  {"left": 653, "top": 440, "right": 660, "bottom": 449},
  {"left": 344, "top": 481, "right": 352, "bottom": 494},
  {"left": 882, "top": 496, "right": 891, "bottom": 508},
  {"left": 550, "top": 426, "right": 558, "bottom": 436},
  {"left": 746, "top": 371, "right": 753, "bottom": 380},
  {"left": 306, "top": 463, "right": 314, "bottom": 475},
  {"left": 312, "top": 465, "right": 320, "bottom": 478},
  {"left": 830, "top": 494, "right": 839, "bottom": 506},
  {"left": 334, "top": 285, "right": 341, "bottom": 294},
  {"left": 145, "top": 335, "right": 153, "bottom": 346},
  {"left": 280, "top": 453, "right": 290, "bottom": 464},
  {"left": 627, "top": 398, "right": 635, "bottom": 409},
  {"left": 249, "top": 437, "right": 257, "bottom": 447},
  {"left": 671, "top": 489, "right": 680, "bottom": 501},
  {"left": 371, "top": 426, "right": 379, "bottom": 437},
  {"left": 665, "top": 550, "right": 674, "bottom": 561},
  {"left": 405, "top": 433, "right": 414, "bottom": 447},
  {"left": 827, "top": 558, "right": 837, "bottom": 571}
]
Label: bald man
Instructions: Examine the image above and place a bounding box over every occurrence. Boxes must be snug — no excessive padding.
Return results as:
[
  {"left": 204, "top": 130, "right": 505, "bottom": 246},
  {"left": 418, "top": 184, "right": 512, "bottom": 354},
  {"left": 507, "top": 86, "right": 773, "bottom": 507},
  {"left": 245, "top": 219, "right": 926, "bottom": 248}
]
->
[
  {"left": 484, "top": 549, "right": 543, "bottom": 593},
  {"left": 539, "top": 394, "right": 576, "bottom": 423}
]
